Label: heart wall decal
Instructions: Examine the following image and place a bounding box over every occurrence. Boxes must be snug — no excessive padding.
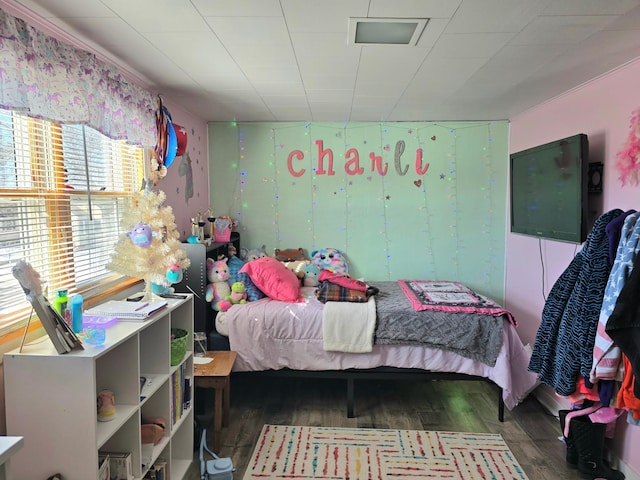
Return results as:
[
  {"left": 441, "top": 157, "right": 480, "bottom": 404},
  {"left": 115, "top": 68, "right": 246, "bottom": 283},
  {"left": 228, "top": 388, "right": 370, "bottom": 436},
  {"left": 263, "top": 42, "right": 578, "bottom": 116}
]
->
[{"left": 414, "top": 179, "right": 422, "bottom": 187}]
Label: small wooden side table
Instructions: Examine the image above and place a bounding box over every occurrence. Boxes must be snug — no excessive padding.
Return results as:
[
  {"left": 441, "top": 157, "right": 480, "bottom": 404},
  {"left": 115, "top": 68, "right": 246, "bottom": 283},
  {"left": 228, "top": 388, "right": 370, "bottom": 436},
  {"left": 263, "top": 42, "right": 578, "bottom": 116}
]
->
[{"left": 193, "top": 351, "right": 237, "bottom": 452}]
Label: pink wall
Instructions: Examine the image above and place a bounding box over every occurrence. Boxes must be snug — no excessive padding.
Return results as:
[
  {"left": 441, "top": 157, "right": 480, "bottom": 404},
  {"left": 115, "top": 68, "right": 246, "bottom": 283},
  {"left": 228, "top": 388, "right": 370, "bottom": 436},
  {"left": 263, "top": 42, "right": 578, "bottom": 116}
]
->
[
  {"left": 507, "top": 58, "right": 640, "bottom": 477},
  {"left": 157, "top": 99, "right": 210, "bottom": 241}
]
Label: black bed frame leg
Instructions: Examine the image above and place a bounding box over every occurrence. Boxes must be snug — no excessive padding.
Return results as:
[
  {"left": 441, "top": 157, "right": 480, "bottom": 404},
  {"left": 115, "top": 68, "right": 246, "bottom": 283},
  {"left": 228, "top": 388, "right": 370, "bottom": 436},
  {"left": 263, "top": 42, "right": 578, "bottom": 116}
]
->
[
  {"left": 347, "top": 377, "right": 354, "bottom": 418},
  {"left": 498, "top": 387, "right": 504, "bottom": 422}
]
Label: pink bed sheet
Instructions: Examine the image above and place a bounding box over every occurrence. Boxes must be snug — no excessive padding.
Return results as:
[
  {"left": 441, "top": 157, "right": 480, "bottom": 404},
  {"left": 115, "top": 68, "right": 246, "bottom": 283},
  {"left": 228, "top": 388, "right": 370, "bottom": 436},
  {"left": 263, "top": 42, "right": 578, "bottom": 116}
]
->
[{"left": 226, "top": 287, "right": 538, "bottom": 410}]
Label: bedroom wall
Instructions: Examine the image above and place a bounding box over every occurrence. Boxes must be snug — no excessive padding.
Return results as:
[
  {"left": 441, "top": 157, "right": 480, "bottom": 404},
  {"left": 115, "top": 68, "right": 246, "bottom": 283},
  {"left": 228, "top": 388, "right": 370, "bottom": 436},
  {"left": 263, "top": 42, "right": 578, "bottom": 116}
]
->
[
  {"left": 157, "top": 99, "right": 211, "bottom": 240},
  {"left": 506, "top": 57, "right": 640, "bottom": 478},
  {"left": 209, "top": 121, "right": 508, "bottom": 301}
]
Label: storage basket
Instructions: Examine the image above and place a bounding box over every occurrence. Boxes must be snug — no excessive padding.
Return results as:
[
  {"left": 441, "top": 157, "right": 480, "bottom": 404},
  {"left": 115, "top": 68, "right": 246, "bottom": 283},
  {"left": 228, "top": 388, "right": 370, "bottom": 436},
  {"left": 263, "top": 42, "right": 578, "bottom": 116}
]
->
[
  {"left": 170, "top": 328, "right": 188, "bottom": 366},
  {"left": 213, "top": 217, "right": 232, "bottom": 243}
]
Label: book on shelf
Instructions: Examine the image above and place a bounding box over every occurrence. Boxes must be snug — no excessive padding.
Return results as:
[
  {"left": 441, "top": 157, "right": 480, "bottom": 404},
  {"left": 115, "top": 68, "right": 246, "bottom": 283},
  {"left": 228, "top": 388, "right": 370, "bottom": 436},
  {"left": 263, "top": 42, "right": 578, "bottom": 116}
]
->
[
  {"left": 101, "top": 451, "right": 133, "bottom": 480},
  {"left": 84, "top": 300, "right": 168, "bottom": 320},
  {"left": 98, "top": 453, "right": 110, "bottom": 480}
]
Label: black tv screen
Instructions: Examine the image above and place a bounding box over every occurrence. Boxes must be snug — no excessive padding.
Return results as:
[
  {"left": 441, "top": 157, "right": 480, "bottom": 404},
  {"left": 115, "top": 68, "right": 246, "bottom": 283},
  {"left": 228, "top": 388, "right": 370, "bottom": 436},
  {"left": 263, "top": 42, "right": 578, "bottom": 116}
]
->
[{"left": 510, "top": 133, "right": 589, "bottom": 244}]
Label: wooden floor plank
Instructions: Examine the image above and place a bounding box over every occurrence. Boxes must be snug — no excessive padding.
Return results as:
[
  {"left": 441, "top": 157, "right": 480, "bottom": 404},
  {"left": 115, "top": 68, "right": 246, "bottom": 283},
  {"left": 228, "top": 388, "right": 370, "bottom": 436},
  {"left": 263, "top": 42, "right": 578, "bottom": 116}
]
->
[{"left": 186, "top": 374, "right": 587, "bottom": 480}]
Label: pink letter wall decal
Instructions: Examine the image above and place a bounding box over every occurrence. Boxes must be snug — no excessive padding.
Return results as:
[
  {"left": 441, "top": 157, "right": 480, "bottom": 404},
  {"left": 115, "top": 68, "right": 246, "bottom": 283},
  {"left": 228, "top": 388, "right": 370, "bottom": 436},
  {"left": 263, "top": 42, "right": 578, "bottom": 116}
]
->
[
  {"left": 345, "top": 148, "right": 364, "bottom": 175},
  {"left": 415, "top": 148, "right": 429, "bottom": 175},
  {"left": 369, "top": 152, "right": 388, "bottom": 176},
  {"left": 287, "top": 150, "right": 305, "bottom": 177},
  {"left": 314, "top": 140, "right": 335, "bottom": 176}
]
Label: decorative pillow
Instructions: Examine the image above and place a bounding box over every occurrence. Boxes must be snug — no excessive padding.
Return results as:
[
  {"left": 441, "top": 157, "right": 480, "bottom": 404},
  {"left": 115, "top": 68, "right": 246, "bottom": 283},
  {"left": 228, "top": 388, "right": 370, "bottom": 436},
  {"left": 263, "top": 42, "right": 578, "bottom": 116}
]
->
[
  {"left": 227, "top": 254, "right": 264, "bottom": 301},
  {"left": 240, "top": 256, "right": 302, "bottom": 302}
]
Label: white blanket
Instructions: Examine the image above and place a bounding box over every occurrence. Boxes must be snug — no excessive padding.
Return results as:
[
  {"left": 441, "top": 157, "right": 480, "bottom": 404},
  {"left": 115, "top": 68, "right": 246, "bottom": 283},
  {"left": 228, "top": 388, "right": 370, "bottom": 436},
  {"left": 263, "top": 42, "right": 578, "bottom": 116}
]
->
[{"left": 322, "top": 297, "right": 376, "bottom": 353}]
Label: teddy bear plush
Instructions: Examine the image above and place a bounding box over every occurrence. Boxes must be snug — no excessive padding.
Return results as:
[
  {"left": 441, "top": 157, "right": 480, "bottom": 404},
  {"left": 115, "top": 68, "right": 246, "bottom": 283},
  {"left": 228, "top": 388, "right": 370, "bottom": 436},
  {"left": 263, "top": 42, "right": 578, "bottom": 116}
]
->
[
  {"left": 240, "top": 245, "right": 268, "bottom": 262},
  {"left": 310, "top": 247, "right": 349, "bottom": 275},
  {"left": 204, "top": 257, "right": 231, "bottom": 311},
  {"left": 225, "top": 281, "right": 247, "bottom": 305}
]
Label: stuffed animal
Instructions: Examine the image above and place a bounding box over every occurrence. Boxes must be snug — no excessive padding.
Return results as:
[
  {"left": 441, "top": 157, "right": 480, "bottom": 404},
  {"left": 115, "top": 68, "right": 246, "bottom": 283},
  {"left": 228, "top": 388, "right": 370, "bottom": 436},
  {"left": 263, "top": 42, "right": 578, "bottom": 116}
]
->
[
  {"left": 127, "top": 222, "right": 153, "bottom": 247},
  {"left": 225, "top": 281, "right": 247, "bottom": 305},
  {"left": 274, "top": 248, "right": 307, "bottom": 262},
  {"left": 302, "top": 263, "right": 320, "bottom": 287},
  {"left": 205, "top": 258, "right": 231, "bottom": 311},
  {"left": 310, "top": 248, "right": 349, "bottom": 275},
  {"left": 240, "top": 245, "right": 268, "bottom": 262}
]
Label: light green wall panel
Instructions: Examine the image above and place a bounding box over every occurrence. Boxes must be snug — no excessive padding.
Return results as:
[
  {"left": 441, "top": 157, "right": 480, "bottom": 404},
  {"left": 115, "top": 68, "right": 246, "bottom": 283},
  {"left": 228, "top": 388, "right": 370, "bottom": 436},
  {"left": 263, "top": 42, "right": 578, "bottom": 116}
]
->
[{"left": 209, "top": 121, "right": 508, "bottom": 302}]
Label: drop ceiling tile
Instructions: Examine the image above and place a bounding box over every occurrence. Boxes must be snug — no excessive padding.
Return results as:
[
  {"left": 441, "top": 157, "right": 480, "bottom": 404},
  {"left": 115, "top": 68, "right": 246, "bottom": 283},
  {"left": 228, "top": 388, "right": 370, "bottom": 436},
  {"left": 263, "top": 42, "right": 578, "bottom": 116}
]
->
[
  {"left": 254, "top": 83, "right": 306, "bottom": 96},
  {"left": 542, "top": 0, "right": 640, "bottom": 16},
  {"left": 444, "top": 0, "right": 546, "bottom": 34},
  {"left": 205, "top": 16, "right": 291, "bottom": 46},
  {"left": 509, "top": 15, "right": 620, "bottom": 46},
  {"left": 281, "top": 0, "right": 369, "bottom": 33},
  {"left": 368, "top": 0, "right": 461, "bottom": 19},
  {"left": 428, "top": 32, "right": 514, "bottom": 59},
  {"left": 191, "top": 0, "right": 283, "bottom": 17},
  {"left": 102, "top": 0, "right": 210, "bottom": 32},
  {"left": 13, "top": 0, "right": 116, "bottom": 18}
]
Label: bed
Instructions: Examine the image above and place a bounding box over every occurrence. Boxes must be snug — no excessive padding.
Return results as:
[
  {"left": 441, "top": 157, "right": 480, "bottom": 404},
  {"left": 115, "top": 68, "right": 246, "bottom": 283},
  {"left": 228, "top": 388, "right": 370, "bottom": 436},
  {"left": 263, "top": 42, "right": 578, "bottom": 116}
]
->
[{"left": 214, "top": 278, "right": 539, "bottom": 421}]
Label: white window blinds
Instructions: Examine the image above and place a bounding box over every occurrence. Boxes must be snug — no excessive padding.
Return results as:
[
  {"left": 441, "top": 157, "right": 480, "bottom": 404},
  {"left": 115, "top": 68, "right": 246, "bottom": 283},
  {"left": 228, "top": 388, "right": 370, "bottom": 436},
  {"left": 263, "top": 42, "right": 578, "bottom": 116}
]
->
[{"left": 0, "top": 109, "right": 144, "bottom": 333}]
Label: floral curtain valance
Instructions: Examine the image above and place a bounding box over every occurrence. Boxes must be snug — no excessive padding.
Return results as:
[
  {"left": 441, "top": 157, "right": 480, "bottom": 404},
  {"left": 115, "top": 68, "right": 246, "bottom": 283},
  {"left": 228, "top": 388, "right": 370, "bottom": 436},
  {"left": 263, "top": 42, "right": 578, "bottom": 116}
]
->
[{"left": 0, "top": 8, "right": 156, "bottom": 146}]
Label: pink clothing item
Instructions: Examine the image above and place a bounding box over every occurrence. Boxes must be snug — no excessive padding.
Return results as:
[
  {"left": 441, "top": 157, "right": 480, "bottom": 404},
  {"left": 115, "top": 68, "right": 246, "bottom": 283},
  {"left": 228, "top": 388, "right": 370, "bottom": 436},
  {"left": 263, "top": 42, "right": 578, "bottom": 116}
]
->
[
  {"left": 566, "top": 376, "right": 599, "bottom": 405},
  {"left": 318, "top": 270, "right": 368, "bottom": 292}
]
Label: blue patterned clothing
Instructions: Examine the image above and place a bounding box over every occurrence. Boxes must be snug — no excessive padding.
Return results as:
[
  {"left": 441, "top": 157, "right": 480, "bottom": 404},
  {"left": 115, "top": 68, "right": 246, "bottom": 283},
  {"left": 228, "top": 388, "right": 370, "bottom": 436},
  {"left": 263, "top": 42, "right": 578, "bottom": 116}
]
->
[
  {"left": 591, "top": 211, "right": 640, "bottom": 383},
  {"left": 528, "top": 209, "right": 623, "bottom": 396}
]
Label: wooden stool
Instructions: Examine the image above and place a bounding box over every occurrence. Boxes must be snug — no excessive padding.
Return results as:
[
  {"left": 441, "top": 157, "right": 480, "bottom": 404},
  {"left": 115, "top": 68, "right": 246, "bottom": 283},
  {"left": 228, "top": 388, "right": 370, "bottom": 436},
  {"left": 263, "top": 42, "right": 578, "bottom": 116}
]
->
[{"left": 193, "top": 351, "right": 237, "bottom": 452}]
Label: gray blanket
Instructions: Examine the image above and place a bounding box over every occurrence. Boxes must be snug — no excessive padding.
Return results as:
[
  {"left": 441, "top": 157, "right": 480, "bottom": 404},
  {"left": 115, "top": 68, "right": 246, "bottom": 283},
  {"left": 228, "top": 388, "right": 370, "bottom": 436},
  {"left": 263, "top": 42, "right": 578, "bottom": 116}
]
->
[{"left": 373, "top": 281, "right": 503, "bottom": 366}]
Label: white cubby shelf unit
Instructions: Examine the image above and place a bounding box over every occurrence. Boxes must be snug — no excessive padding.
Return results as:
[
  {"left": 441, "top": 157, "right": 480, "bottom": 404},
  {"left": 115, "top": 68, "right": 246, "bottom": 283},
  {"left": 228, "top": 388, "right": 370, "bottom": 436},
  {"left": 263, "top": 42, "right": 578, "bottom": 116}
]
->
[{"left": 4, "top": 294, "right": 195, "bottom": 480}]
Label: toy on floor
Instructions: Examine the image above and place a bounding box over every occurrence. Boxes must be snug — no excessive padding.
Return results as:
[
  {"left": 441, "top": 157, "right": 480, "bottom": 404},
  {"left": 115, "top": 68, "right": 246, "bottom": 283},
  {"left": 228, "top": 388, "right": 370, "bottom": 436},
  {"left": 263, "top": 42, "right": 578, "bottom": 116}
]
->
[{"left": 205, "top": 258, "right": 231, "bottom": 311}]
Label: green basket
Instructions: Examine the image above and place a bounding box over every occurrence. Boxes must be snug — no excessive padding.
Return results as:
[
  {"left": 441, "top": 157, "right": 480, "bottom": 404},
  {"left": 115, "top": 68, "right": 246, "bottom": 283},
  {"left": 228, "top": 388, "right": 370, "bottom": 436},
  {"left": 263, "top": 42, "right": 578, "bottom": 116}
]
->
[{"left": 170, "top": 328, "right": 188, "bottom": 366}]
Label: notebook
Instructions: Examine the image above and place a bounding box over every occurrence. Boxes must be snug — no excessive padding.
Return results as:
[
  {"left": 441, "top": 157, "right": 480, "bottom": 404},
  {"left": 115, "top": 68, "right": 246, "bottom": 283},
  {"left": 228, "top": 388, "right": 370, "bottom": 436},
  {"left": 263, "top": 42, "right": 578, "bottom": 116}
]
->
[{"left": 85, "top": 300, "right": 168, "bottom": 320}]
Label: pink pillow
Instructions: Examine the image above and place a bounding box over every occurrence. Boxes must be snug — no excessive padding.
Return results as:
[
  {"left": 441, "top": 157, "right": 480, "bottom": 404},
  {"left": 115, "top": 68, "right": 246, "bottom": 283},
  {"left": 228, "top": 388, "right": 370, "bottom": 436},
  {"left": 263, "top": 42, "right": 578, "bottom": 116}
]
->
[{"left": 239, "top": 256, "right": 302, "bottom": 302}]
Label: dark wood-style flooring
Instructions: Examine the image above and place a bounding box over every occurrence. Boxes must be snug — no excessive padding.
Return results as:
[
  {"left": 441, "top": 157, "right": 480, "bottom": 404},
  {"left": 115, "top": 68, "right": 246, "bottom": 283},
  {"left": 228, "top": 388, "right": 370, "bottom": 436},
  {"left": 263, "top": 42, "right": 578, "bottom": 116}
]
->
[{"left": 186, "top": 374, "right": 586, "bottom": 479}]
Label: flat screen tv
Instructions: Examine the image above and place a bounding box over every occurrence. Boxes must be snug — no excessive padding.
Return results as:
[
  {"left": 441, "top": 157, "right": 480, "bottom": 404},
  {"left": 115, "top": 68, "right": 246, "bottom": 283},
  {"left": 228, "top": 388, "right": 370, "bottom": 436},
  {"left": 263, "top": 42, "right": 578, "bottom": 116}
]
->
[{"left": 510, "top": 133, "right": 589, "bottom": 244}]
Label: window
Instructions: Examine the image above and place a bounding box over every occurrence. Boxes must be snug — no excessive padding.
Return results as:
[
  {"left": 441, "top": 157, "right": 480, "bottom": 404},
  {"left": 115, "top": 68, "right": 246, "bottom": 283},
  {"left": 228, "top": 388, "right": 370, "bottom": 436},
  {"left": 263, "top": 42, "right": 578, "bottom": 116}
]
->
[{"left": 0, "top": 109, "right": 144, "bottom": 337}]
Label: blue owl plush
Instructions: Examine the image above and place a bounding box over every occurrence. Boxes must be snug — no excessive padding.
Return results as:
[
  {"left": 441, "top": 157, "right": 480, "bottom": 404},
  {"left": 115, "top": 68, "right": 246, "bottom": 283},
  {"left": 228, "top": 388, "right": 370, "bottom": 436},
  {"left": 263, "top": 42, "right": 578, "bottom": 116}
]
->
[{"left": 310, "top": 248, "right": 348, "bottom": 275}]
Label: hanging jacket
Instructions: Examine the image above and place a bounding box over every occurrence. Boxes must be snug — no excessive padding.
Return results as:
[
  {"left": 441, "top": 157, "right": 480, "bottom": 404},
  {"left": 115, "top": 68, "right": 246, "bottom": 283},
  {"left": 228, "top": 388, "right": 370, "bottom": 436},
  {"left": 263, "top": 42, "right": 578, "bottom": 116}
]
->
[
  {"left": 591, "top": 211, "right": 640, "bottom": 383},
  {"left": 606, "top": 247, "right": 640, "bottom": 398},
  {"left": 528, "top": 209, "right": 623, "bottom": 396}
]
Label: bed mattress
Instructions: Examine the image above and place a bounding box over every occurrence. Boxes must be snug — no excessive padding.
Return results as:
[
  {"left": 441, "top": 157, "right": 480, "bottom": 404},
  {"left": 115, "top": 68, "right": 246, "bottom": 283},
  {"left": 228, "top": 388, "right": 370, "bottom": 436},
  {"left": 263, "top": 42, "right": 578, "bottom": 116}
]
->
[{"left": 226, "top": 285, "right": 539, "bottom": 409}]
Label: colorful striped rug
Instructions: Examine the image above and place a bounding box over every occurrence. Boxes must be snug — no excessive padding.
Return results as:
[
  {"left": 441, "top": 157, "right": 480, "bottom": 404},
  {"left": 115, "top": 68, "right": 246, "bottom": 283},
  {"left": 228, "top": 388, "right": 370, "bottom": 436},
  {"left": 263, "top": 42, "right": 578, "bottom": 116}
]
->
[{"left": 243, "top": 425, "right": 529, "bottom": 479}]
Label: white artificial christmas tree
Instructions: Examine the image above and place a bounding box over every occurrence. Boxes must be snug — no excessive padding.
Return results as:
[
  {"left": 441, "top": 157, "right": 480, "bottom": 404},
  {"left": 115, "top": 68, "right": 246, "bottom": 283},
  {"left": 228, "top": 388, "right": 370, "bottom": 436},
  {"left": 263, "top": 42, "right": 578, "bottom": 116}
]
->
[{"left": 107, "top": 184, "right": 190, "bottom": 299}]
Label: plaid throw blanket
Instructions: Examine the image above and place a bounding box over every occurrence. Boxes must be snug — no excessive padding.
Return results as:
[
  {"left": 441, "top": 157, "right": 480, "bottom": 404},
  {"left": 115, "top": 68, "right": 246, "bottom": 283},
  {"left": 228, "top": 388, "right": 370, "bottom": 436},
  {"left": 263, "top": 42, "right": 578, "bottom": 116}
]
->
[
  {"left": 398, "top": 280, "right": 516, "bottom": 326},
  {"left": 316, "top": 281, "right": 368, "bottom": 303}
]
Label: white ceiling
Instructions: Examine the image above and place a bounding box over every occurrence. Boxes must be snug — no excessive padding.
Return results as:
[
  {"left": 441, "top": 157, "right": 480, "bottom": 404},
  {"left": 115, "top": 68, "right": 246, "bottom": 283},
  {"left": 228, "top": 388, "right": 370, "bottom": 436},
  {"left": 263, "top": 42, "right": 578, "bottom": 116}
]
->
[{"left": 5, "top": 0, "right": 640, "bottom": 122}]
